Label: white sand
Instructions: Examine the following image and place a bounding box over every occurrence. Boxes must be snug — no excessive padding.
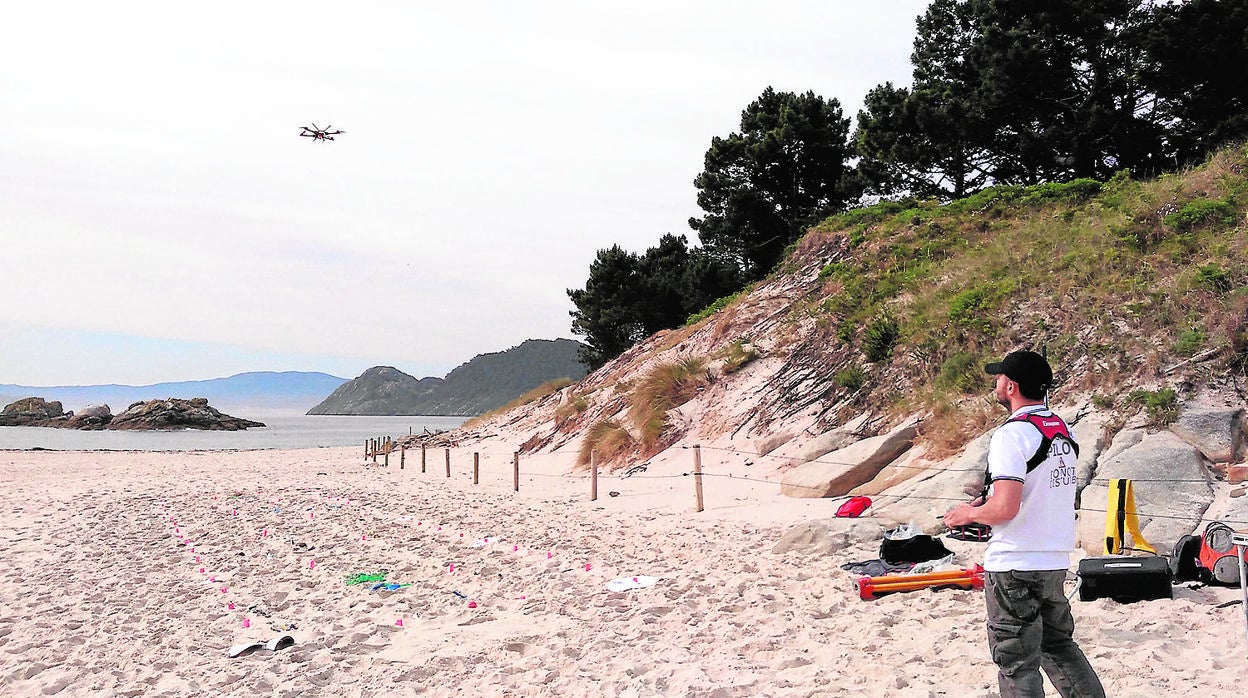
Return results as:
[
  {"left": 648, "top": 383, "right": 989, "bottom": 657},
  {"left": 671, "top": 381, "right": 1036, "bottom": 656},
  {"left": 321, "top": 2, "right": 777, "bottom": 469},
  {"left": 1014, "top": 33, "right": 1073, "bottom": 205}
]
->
[{"left": 1, "top": 446, "right": 1245, "bottom": 697}]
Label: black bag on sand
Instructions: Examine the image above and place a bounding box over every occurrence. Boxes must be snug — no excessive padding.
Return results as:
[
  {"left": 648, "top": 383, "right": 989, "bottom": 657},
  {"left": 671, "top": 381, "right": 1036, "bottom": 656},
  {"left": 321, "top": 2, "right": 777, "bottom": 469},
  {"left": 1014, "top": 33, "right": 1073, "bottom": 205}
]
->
[
  {"left": 1170, "top": 534, "right": 1203, "bottom": 582},
  {"left": 1077, "top": 555, "right": 1172, "bottom": 603},
  {"left": 880, "top": 533, "right": 954, "bottom": 565}
]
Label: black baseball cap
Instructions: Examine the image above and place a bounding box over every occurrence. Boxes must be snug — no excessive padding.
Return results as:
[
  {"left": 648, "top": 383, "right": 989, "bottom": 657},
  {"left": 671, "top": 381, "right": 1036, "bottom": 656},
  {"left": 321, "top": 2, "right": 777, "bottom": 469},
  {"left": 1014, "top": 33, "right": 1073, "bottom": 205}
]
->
[{"left": 985, "top": 350, "right": 1053, "bottom": 398}]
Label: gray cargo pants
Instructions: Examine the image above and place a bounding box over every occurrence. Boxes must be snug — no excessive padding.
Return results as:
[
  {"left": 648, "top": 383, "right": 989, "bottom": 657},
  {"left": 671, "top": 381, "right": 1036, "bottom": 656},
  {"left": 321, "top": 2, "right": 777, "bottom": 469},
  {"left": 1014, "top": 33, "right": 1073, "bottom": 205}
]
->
[{"left": 985, "top": 570, "right": 1106, "bottom": 697}]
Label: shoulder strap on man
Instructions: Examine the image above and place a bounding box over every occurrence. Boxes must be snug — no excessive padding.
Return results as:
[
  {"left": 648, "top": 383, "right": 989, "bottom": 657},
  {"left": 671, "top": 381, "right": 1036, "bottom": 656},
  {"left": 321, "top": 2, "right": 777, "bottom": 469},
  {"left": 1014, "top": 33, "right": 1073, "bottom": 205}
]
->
[
  {"left": 1007, "top": 412, "right": 1079, "bottom": 471},
  {"left": 980, "top": 412, "right": 1080, "bottom": 494}
]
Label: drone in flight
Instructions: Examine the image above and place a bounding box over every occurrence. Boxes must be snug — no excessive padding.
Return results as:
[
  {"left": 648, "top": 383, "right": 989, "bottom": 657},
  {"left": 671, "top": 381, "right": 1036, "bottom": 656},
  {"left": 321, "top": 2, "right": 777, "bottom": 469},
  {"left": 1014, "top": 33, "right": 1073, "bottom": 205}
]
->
[{"left": 299, "top": 123, "right": 345, "bottom": 142}]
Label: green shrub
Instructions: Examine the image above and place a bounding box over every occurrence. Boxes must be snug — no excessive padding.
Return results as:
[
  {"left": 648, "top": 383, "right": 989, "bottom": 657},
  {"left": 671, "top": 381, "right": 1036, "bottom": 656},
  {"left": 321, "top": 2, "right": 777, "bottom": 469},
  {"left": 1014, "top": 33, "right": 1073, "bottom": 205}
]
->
[
  {"left": 1163, "top": 199, "right": 1236, "bottom": 232},
  {"left": 836, "top": 319, "right": 856, "bottom": 344},
  {"left": 938, "top": 351, "right": 981, "bottom": 394},
  {"left": 1174, "top": 328, "right": 1206, "bottom": 356},
  {"left": 818, "top": 261, "right": 848, "bottom": 281},
  {"left": 1018, "top": 178, "right": 1102, "bottom": 206},
  {"left": 1196, "top": 264, "right": 1233, "bottom": 292},
  {"left": 835, "top": 365, "right": 867, "bottom": 392},
  {"left": 1125, "top": 388, "right": 1178, "bottom": 427},
  {"left": 687, "top": 291, "right": 742, "bottom": 325},
  {"left": 948, "top": 285, "right": 1002, "bottom": 332},
  {"left": 863, "top": 314, "right": 900, "bottom": 362}
]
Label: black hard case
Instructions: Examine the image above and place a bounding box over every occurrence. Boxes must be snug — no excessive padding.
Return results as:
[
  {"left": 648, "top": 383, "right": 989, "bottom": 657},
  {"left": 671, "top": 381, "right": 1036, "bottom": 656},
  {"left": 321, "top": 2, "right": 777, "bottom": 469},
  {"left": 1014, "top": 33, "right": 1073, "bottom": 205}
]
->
[{"left": 1077, "top": 555, "right": 1172, "bottom": 603}]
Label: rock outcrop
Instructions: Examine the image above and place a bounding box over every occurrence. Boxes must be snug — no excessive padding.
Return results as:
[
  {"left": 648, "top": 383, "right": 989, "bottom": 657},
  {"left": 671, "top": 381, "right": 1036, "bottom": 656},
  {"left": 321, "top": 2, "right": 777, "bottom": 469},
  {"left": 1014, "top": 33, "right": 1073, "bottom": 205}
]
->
[
  {"left": 0, "top": 397, "right": 263, "bottom": 431},
  {"left": 780, "top": 419, "right": 918, "bottom": 498},
  {"left": 63, "top": 404, "right": 113, "bottom": 430},
  {"left": 108, "top": 398, "right": 265, "bottom": 431},
  {"left": 0, "top": 397, "right": 67, "bottom": 426},
  {"left": 1076, "top": 430, "right": 1214, "bottom": 555}
]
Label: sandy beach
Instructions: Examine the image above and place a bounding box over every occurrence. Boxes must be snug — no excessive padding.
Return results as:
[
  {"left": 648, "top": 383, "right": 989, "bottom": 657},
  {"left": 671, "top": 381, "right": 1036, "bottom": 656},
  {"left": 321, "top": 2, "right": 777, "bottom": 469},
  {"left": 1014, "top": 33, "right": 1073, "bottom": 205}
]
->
[{"left": 1, "top": 446, "right": 1245, "bottom": 697}]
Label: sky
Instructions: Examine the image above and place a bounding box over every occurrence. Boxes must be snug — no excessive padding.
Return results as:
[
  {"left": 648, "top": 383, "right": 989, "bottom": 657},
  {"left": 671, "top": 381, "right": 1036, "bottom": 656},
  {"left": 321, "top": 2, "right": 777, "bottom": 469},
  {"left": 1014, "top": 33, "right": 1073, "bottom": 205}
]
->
[{"left": 1, "top": 1, "right": 928, "bottom": 386}]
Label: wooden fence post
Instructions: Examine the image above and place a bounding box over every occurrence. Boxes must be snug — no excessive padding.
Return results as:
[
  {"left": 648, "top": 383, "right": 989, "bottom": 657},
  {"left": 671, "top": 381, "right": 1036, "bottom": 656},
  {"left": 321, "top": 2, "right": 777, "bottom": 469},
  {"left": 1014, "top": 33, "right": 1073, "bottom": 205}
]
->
[
  {"left": 421, "top": 444, "right": 427, "bottom": 473},
  {"left": 694, "top": 445, "right": 704, "bottom": 513},
  {"left": 383, "top": 438, "right": 390, "bottom": 468},
  {"left": 591, "top": 449, "right": 598, "bottom": 502},
  {"left": 473, "top": 452, "right": 479, "bottom": 485},
  {"left": 372, "top": 439, "right": 378, "bottom": 464},
  {"left": 364, "top": 439, "right": 368, "bottom": 459},
  {"left": 513, "top": 452, "right": 519, "bottom": 492},
  {"left": 445, "top": 448, "right": 451, "bottom": 478},
  {"left": 400, "top": 445, "right": 405, "bottom": 470}
]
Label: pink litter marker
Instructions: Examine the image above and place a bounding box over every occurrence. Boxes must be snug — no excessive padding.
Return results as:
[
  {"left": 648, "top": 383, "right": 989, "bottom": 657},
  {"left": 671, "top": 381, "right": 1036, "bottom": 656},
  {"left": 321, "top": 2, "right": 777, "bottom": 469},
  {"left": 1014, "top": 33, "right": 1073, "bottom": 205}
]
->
[
  {"left": 467, "top": 601, "right": 478, "bottom": 609},
  {"left": 584, "top": 563, "right": 592, "bottom": 572},
  {"left": 220, "top": 586, "right": 227, "bottom": 593},
  {"left": 309, "top": 559, "right": 316, "bottom": 570},
  {"left": 546, "top": 552, "right": 553, "bottom": 559},
  {"left": 448, "top": 563, "right": 455, "bottom": 573},
  {"left": 199, "top": 567, "right": 205, "bottom": 574},
  {"left": 228, "top": 602, "right": 235, "bottom": 610},
  {"left": 513, "top": 545, "right": 519, "bottom": 552},
  {"left": 243, "top": 618, "right": 250, "bottom": 628},
  {"left": 361, "top": 534, "right": 366, "bottom": 541},
  {"left": 395, "top": 619, "right": 403, "bottom": 627}
]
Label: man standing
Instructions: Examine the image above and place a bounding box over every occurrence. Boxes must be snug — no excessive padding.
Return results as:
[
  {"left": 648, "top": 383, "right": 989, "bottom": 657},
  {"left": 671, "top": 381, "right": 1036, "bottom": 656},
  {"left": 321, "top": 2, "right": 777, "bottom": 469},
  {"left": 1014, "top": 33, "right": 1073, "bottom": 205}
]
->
[{"left": 943, "top": 350, "right": 1105, "bottom": 697}]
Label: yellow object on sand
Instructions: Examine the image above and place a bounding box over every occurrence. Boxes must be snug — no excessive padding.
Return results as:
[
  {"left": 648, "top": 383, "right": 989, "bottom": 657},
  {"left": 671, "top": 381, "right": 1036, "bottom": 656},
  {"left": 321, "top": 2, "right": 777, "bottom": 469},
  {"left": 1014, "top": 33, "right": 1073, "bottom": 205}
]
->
[{"left": 1104, "top": 478, "right": 1155, "bottom": 555}]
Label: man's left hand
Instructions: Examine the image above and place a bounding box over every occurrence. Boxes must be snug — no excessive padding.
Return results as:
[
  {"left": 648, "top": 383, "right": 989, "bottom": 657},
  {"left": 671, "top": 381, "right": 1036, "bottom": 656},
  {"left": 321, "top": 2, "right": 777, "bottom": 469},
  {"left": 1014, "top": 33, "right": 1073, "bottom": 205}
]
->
[{"left": 944, "top": 503, "right": 977, "bottom": 528}]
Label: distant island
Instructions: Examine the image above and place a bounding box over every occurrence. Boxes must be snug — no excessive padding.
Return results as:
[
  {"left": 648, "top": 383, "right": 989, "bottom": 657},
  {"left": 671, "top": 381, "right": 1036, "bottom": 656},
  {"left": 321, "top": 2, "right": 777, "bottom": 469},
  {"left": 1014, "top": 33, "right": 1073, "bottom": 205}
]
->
[
  {"left": 0, "top": 397, "right": 265, "bottom": 431},
  {"left": 0, "top": 371, "right": 347, "bottom": 414},
  {"left": 309, "top": 338, "right": 588, "bottom": 416}
]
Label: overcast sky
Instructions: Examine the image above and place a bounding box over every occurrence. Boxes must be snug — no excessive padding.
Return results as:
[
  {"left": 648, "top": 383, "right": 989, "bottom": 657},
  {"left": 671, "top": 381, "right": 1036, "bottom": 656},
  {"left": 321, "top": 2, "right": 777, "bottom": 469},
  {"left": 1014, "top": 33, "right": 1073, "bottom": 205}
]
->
[{"left": 1, "top": 1, "right": 927, "bottom": 386}]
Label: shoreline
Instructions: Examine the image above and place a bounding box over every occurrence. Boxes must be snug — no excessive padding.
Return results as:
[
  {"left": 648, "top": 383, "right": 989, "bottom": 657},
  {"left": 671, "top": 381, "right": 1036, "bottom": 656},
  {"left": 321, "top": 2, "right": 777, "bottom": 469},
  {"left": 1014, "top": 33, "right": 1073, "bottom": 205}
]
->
[{"left": 1, "top": 448, "right": 1244, "bottom": 696}]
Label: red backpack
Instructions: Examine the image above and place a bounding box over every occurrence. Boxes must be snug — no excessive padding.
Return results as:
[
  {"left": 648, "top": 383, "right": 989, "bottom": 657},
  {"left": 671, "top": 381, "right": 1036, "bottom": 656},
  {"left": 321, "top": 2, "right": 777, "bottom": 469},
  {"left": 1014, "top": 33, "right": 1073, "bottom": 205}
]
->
[{"left": 836, "top": 496, "right": 872, "bottom": 518}]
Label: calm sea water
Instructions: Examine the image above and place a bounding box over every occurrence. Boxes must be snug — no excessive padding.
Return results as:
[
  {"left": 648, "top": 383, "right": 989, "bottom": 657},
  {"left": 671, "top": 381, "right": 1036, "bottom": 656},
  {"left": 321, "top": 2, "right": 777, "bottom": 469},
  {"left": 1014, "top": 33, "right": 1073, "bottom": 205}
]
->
[{"left": 0, "top": 412, "right": 466, "bottom": 451}]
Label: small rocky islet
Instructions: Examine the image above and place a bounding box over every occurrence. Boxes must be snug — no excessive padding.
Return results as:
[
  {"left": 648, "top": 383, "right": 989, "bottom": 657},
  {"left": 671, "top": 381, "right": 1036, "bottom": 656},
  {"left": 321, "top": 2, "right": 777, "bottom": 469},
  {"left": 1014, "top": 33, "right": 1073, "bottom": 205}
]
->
[{"left": 0, "top": 396, "right": 264, "bottom": 431}]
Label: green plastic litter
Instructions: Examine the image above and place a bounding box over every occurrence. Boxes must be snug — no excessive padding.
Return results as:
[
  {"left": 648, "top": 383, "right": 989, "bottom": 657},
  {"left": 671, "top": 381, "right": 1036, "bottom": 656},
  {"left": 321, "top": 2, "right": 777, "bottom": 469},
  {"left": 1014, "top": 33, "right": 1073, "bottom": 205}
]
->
[{"left": 345, "top": 572, "right": 387, "bottom": 585}]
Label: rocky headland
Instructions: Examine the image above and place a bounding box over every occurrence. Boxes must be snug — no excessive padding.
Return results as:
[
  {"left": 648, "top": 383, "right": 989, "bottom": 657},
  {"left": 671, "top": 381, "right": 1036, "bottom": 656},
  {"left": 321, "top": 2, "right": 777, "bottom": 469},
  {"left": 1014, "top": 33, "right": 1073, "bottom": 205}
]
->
[{"left": 0, "top": 397, "right": 265, "bottom": 431}]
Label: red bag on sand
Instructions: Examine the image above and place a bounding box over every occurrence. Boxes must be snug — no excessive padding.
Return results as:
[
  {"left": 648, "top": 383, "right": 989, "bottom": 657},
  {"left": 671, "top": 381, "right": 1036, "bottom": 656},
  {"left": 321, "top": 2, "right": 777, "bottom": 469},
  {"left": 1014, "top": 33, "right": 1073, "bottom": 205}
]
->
[{"left": 836, "top": 496, "right": 871, "bottom": 518}]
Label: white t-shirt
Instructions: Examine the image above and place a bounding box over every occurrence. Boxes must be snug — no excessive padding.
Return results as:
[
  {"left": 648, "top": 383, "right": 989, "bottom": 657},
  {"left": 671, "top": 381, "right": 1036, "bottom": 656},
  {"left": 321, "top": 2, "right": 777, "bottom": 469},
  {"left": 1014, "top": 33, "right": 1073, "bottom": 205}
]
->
[{"left": 983, "top": 406, "right": 1079, "bottom": 572}]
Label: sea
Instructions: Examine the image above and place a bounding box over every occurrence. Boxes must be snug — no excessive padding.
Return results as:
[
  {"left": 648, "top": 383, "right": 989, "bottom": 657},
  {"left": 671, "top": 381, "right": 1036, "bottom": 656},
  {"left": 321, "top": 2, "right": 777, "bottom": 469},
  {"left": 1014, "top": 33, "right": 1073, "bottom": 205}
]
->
[{"left": 0, "top": 412, "right": 466, "bottom": 452}]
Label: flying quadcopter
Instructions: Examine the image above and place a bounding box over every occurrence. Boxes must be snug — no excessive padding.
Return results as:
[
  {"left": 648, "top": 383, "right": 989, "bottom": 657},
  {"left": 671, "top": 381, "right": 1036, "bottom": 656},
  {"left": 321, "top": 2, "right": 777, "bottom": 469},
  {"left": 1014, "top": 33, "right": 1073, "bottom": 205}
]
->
[{"left": 299, "top": 123, "right": 345, "bottom": 142}]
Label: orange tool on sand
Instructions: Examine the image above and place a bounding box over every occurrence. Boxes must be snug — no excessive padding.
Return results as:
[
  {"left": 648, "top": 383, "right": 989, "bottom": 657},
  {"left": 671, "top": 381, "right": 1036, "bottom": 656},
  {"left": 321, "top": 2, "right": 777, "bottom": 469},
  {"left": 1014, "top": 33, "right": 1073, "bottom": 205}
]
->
[{"left": 857, "top": 564, "right": 985, "bottom": 600}]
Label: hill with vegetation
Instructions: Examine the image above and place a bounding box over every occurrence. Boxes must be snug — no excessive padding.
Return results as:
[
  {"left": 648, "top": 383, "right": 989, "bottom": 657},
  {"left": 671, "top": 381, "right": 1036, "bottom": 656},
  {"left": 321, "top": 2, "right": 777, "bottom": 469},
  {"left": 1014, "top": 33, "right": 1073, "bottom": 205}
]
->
[
  {"left": 308, "top": 339, "right": 589, "bottom": 416},
  {"left": 453, "top": 146, "right": 1246, "bottom": 459}
]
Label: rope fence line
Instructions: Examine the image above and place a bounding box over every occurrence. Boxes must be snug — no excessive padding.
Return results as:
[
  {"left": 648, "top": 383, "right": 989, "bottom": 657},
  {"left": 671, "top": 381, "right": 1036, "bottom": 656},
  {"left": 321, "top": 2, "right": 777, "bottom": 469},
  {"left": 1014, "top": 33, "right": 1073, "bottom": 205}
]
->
[{"left": 362, "top": 437, "right": 1248, "bottom": 528}]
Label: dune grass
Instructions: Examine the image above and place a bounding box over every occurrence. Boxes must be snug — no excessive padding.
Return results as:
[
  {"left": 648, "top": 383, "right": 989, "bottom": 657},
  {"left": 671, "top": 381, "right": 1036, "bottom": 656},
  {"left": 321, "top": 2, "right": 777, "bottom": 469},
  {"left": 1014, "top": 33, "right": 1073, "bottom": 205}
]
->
[{"left": 461, "top": 377, "right": 574, "bottom": 429}]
